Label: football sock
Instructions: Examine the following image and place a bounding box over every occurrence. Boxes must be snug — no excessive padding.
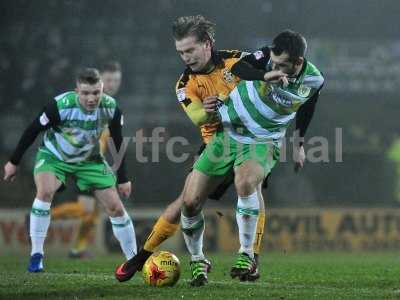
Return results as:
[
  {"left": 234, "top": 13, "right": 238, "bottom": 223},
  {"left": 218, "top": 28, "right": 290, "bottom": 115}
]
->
[
  {"left": 51, "top": 201, "right": 85, "bottom": 220},
  {"left": 181, "top": 212, "right": 205, "bottom": 261},
  {"left": 253, "top": 210, "right": 266, "bottom": 255},
  {"left": 143, "top": 216, "right": 180, "bottom": 252},
  {"left": 236, "top": 191, "right": 259, "bottom": 258},
  {"left": 30, "top": 198, "right": 51, "bottom": 255},
  {"left": 110, "top": 212, "right": 137, "bottom": 260}
]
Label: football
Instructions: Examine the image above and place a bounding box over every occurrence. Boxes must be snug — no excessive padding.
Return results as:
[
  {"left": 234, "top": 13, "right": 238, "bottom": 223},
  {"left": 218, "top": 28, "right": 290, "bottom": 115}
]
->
[{"left": 142, "top": 251, "right": 181, "bottom": 287}]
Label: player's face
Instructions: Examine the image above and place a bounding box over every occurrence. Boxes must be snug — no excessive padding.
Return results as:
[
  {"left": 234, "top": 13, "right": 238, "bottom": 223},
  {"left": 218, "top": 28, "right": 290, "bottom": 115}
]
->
[
  {"left": 270, "top": 51, "right": 303, "bottom": 77},
  {"left": 175, "top": 36, "right": 212, "bottom": 72},
  {"left": 101, "top": 71, "right": 122, "bottom": 96},
  {"left": 76, "top": 81, "right": 103, "bottom": 111}
]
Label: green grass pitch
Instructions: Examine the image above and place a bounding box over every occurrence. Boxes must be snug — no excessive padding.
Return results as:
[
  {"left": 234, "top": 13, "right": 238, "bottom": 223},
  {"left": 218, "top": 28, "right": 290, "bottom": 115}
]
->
[{"left": 1, "top": 252, "right": 400, "bottom": 299}]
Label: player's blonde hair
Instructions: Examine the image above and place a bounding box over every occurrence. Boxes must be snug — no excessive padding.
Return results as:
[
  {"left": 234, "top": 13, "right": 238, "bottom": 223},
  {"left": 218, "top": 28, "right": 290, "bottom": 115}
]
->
[{"left": 172, "top": 15, "right": 216, "bottom": 44}]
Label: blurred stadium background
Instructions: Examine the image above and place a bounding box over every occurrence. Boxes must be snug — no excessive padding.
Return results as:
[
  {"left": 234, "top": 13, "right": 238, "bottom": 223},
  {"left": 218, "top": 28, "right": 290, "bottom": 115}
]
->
[{"left": 1, "top": 0, "right": 400, "bottom": 255}]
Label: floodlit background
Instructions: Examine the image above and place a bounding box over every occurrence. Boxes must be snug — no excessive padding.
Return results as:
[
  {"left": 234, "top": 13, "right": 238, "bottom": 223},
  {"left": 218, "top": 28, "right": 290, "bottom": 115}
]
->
[{"left": 0, "top": 0, "right": 399, "bottom": 254}]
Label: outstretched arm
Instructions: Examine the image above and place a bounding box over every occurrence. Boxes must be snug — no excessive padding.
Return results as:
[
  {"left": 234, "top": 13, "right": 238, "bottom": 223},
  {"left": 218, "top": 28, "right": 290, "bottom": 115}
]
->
[{"left": 4, "top": 101, "right": 60, "bottom": 181}]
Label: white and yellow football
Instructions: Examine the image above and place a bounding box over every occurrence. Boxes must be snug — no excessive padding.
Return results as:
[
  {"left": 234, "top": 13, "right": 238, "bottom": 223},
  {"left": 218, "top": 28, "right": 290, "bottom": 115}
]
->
[{"left": 142, "top": 251, "right": 181, "bottom": 287}]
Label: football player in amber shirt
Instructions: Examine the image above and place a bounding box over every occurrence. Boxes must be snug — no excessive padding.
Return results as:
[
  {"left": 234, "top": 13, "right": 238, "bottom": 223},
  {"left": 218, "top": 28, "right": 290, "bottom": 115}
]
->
[{"left": 115, "top": 15, "right": 265, "bottom": 284}]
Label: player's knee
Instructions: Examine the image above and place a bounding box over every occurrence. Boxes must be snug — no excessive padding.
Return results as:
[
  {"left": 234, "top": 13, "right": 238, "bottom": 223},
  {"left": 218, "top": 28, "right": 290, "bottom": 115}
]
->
[
  {"left": 235, "top": 174, "right": 259, "bottom": 196},
  {"left": 106, "top": 201, "right": 125, "bottom": 217},
  {"left": 183, "top": 195, "right": 201, "bottom": 216},
  {"left": 36, "top": 188, "right": 55, "bottom": 202}
]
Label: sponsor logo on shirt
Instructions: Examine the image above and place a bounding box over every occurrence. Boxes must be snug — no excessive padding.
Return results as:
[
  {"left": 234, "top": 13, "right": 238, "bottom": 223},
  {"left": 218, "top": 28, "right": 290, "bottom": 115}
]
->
[{"left": 268, "top": 89, "right": 293, "bottom": 107}]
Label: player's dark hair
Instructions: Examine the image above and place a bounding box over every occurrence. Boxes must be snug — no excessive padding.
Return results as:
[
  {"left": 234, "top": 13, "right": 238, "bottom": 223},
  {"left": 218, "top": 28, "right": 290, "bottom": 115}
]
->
[
  {"left": 76, "top": 68, "right": 101, "bottom": 85},
  {"left": 100, "top": 61, "right": 121, "bottom": 73},
  {"left": 172, "top": 15, "right": 216, "bottom": 44},
  {"left": 271, "top": 30, "right": 307, "bottom": 62}
]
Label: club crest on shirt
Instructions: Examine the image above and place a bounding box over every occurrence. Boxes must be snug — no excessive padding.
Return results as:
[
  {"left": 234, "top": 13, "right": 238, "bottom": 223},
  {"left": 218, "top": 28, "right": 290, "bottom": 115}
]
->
[
  {"left": 223, "top": 69, "right": 235, "bottom": 83},
  {"left": 298, "top": 84, "right": 311, "bottom": 97}
]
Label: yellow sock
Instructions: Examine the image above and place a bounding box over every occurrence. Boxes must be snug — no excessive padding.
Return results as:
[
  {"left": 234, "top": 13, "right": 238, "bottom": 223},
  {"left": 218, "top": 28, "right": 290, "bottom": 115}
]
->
[
  {"left": 143, "top": 216, "right": 179, "bottom": 252},
  {"left": 52, "top": 201, "right": 85, "bottom": 220},
  {"left": 73, "top": 211, "right": 98, "bottom": 252},
  {"left": 253, "top": 210, "right": 266, "bottom": 255}
]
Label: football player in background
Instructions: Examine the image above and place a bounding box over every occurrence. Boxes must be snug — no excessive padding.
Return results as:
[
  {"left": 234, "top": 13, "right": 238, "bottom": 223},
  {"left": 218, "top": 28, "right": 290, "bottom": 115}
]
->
[
  {"left": 5, "top": 67, "right": 137, "bottom": 273},
  {"left": 50, "top": 62, "right": 123, "bottom": 258}
]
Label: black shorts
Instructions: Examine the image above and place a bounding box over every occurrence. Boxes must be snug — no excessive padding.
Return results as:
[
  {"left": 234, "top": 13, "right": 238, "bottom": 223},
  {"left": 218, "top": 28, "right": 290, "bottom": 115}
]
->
[{"left": 193, "top": 144, "right": 270, "bottom": 201}]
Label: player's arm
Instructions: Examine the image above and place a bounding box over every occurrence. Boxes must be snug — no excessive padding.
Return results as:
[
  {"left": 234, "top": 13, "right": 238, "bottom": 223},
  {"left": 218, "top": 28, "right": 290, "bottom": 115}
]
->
[
  {"left": 176, "top": 77, "right": 213, "bottom": 127},
  {"left": 4, "top": 101, "right": 60, "bottom": 181},
  {"left": 108, "top": 107, "right": 131, "bottom": 197},
  {"left": 296, "top": 92, "right": 320, "bottom": 143},
  {"left": 181, "top": 98, "right": 211, "bottom": 126},
  {"left": 294, "top": 81, "right": 324, "bottom": 172},
  {"left": 231, "top": 47, "right": 270, "bottom": 80},
  {"left": 296, "top": 73, "right": 325, "bottom": 141},
  {"left": 231, "top": 47, "right": 288, "bottom": 83}
]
